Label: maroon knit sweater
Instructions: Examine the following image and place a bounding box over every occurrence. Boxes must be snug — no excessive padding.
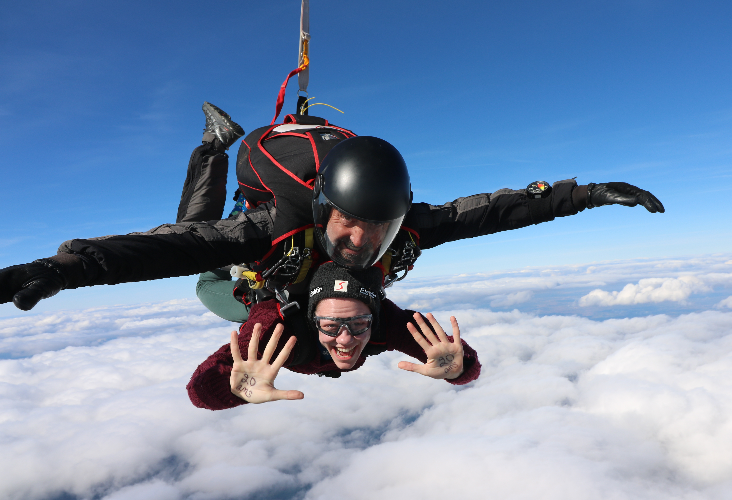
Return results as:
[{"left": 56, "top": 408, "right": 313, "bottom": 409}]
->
[{"left": 187, "top": 299, "right": 481, "bottom": 410}]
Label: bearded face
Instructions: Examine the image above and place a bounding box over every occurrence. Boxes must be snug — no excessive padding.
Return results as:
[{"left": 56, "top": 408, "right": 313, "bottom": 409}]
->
[{"left": 324, "top": 209, "right": 389, "bottom": 267}]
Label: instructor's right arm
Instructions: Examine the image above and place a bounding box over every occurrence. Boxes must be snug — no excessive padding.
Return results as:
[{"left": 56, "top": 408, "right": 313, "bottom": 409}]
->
[{"left": 0, "top": 203, "right": 274, "bottom": 310}]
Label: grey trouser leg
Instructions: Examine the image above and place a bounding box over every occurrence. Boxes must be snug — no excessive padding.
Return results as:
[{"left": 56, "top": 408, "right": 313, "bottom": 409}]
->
[
  {"left": 196, "top": 269, "right": 250, "bottom": 323},
  {"left": 176, "top": 141, "right": 229, "bottom": 223},
  {"left": 178, "top": 141, "right": 248, "bottom": 322}
]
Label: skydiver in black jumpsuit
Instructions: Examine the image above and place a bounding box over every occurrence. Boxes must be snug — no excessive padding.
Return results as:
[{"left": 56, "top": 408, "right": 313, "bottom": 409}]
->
[{"left": 0, "top": 103, "right": 665, "bottom": 313}]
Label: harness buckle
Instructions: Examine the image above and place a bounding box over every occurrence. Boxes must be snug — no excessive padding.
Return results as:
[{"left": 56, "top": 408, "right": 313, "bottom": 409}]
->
[
  {"left": 384, "top": 241, "right": 422, "bottom": 288},
  {"left": 262, "top": 246, "right": 305, "bottom": 281},
  {"left": 274, "top": 285, "right": 301, "bottom": 318},
  {"left": 261, "top": 247, "right": 308, "bottom": 317}
]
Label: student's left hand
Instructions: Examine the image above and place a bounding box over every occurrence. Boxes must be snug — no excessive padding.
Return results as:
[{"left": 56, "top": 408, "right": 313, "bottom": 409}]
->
[{"left": 398, "top": 313, "right": 464, "bottom": 380}]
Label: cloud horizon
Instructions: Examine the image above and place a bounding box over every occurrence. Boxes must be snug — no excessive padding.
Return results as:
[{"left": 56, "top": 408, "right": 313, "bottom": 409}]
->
[{"left": 1, "top": 254, "right": 732, "bottom": 499}]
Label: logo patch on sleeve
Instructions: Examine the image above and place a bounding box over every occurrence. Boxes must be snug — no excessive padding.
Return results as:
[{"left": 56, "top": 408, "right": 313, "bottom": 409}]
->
[{"left": 334, "top": 280, "right": 348, "bottom": 292}]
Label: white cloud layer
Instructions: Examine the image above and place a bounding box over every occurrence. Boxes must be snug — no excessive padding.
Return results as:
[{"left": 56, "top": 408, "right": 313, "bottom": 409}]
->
[
  {"left": 386, "top": 254, "right": 732, "bottom": 314},
  {"left": 579, "top": 276, "right": 710, "bottom": 306},
  {"left": 0, "top": 299, "right": 229, "bottom": 358},
  {"left": 717, "top": 296, "right": 732, "bottom": 309},
  {"left": 490, "top": 290, "right": 533, "bottom": 307},
  {"left": 1, "top": 255, "right": 732, "bottom": 499}
]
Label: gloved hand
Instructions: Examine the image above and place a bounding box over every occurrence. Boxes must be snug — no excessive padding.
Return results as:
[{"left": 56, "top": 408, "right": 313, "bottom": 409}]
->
[
  {"left": 0, "top": 260, "right": 67, "bottom": 311},
  {"left": 588, "top": 182, "right": 665, "bottom": 213}
]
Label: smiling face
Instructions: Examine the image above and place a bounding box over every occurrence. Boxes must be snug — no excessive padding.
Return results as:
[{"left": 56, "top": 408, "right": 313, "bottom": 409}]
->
[
  {"left": 325, "top": 209, "right": 389, "bottom": 267},
  {"left": 314, "top": 297, "right": 372, "bottom": 370}
]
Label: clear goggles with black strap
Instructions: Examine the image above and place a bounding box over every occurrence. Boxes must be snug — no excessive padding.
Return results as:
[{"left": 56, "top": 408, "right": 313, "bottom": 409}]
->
[{"left": 313, "top": 314, "right": 373, "bottom": 337}]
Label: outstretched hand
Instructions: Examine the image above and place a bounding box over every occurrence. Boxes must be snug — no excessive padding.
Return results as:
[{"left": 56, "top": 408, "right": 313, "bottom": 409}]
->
[
  {"left": 398, "top": 313, "right": 464, "bottom": 380},
  {"left": 230, "top": 323, "right": 304, "bottom": 404},
  {"left": 0, "top": 261, "right": 66, "bottom": 311},
  {"left": 589, "top": 182, "right": 665, "bottom": 213}
]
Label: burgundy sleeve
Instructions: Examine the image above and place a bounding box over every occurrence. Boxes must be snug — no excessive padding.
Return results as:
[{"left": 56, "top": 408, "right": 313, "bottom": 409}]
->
[
  {"left": 186, "top": 301, "right": 287, "bottom": 410},
  {"left": 381, "top": 300, "right": 481, "bottom": 385},
  {"left": 186, "top": 341, "right": 247, "bottom": 410}
]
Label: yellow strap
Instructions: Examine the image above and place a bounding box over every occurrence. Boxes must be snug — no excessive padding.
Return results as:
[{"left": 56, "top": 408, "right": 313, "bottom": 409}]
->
[
  {"left": 242, "top": 271, "right": 265, "bottom": 290},
  {"left": 293, "top": 228, "right": 314, "bottom": 284},
  {"left": 243, "top": 228, "right": 314, "bottom": 288},
  {"left": 381, "top": 250, "right": 392, "bottom": 276},
  {"left": 299, "top": 39, "right": 310, "bottom": 70}
]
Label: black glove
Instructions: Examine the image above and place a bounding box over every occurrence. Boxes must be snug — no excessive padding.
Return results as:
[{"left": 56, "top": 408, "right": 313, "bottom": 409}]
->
[
  {"left": 588, "top": 182, "right": 665, "bottom": 213},
  {"left": 0, "top": 259, "right": 67, "bottom": 311}
]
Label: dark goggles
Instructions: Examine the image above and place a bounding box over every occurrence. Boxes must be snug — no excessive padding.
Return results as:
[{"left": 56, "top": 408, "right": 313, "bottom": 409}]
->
[{"left": 313, "top": 314, "right": 373, "bottom": 337}]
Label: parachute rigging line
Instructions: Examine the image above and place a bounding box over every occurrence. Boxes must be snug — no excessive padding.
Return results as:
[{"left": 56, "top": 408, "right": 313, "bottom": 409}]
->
[{"left": 302, "top": 101, "right": 344, "bottom": 114}]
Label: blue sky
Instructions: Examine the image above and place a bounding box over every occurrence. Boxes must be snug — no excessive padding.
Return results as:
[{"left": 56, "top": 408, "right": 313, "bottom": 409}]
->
[{"left": 1, "top": 0, "right": 731, "bottom": 315}]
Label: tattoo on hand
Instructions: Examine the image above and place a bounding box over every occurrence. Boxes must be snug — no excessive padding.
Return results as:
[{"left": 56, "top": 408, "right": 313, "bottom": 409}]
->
[
  {"left": 438, "top": 354, "right": 454, "bottom": 368},
  {"left": 236, "top": 374, "right": 257, "bottom": 398},
  {"left": 444, "top": 362, "right": 458, "bottom": 373},
  {"left": 236, "top": 373, "right": 249, "bottom": 391}
]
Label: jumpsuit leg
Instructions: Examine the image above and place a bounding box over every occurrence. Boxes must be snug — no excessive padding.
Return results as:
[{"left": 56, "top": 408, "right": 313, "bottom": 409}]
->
[
  {"left": 176, "top": 141, "right": 229, "bottom": 223},
  {"left": 176, "top": 137, "right": 251, "bottom": 323},
  {"left": 196, "top": 269, "right": 251, "bottom": 323}
]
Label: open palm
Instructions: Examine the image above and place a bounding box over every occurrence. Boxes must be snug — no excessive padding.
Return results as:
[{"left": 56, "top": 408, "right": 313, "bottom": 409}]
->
[
  {"left": 230, "top": 323, "right": 304, "bottom": 404},
  {"left": 398, "top": 312, "right": 464, "bottom": 380}
]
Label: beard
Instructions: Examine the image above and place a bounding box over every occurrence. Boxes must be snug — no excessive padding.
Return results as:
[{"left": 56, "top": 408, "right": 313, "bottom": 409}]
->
[{"left": 333, "top": 237, "right": 376, "bottom": 266}]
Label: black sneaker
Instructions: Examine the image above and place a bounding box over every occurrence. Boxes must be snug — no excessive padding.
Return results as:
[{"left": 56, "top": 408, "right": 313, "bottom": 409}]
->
[{"left": 202, "top": 102, "right": 245, "bottom": 150}]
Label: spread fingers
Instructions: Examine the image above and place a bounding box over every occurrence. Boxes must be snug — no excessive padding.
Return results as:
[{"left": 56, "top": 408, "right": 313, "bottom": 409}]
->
[{"left": 231, "top": 331, "right": 243, "bottom": 363}]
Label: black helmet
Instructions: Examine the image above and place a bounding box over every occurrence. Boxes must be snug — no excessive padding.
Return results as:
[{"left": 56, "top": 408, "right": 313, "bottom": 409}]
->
[{"left": 313, "top": 136, "right": 412, "bottom": 269}]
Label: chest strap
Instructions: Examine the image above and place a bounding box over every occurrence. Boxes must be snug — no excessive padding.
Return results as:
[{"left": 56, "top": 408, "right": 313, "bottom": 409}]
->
[
  {"left": 292, "top": 228, "right": 315, "bottom": 284},
  {"left": 237, "top": 227, "right": 315, "bottom": 293}
]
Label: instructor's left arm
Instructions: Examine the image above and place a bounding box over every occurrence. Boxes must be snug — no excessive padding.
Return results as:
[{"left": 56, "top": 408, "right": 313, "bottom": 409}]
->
[{"left": 410, "top": 179, "right": 664, "bottom": 250}]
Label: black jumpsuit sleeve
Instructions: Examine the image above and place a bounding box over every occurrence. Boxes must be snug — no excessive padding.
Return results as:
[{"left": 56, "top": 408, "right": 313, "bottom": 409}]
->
[
  {"left": 56, "top": 203, "right": 276, "bottom": 286},
  {"left": 409, "top": 179, "right": 580, "bottom": 250}
]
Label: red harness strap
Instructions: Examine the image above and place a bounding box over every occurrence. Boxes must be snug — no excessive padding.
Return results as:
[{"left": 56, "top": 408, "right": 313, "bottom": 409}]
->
[{"left": 271, "top": 67, "right": 306, "bottom": 125}]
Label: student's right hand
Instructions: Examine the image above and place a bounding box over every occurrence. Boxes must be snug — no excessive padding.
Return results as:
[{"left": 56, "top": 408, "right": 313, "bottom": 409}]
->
[{"left": 230, "top": 323, "right": 304, "bottom": 404}]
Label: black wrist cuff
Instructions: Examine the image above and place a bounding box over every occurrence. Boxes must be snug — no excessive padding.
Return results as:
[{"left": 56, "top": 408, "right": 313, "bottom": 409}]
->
[
  {"left": 586, "top": 183, "right": 596, "bottom": 209},
  {"left": 47, "top": 253, "right": 101, "bottom": 289},
  {"left": 32, "top": 258, "right": 69, "bottom": 290}
]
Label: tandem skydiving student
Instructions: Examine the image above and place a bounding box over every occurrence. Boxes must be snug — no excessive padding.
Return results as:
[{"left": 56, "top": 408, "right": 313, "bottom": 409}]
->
[{"left": 187, "top": 262, "right": 481, "bottom": 409}]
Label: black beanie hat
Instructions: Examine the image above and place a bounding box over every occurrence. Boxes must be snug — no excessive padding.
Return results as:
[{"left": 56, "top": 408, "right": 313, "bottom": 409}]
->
[{"left": 307, "top": 262, "right": 384, "bottom": 334}]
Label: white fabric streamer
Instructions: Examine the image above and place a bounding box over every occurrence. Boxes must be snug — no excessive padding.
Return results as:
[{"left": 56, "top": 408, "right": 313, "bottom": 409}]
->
[{"left": 298, "top": 0, "right": 310, "bottom": 93}]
